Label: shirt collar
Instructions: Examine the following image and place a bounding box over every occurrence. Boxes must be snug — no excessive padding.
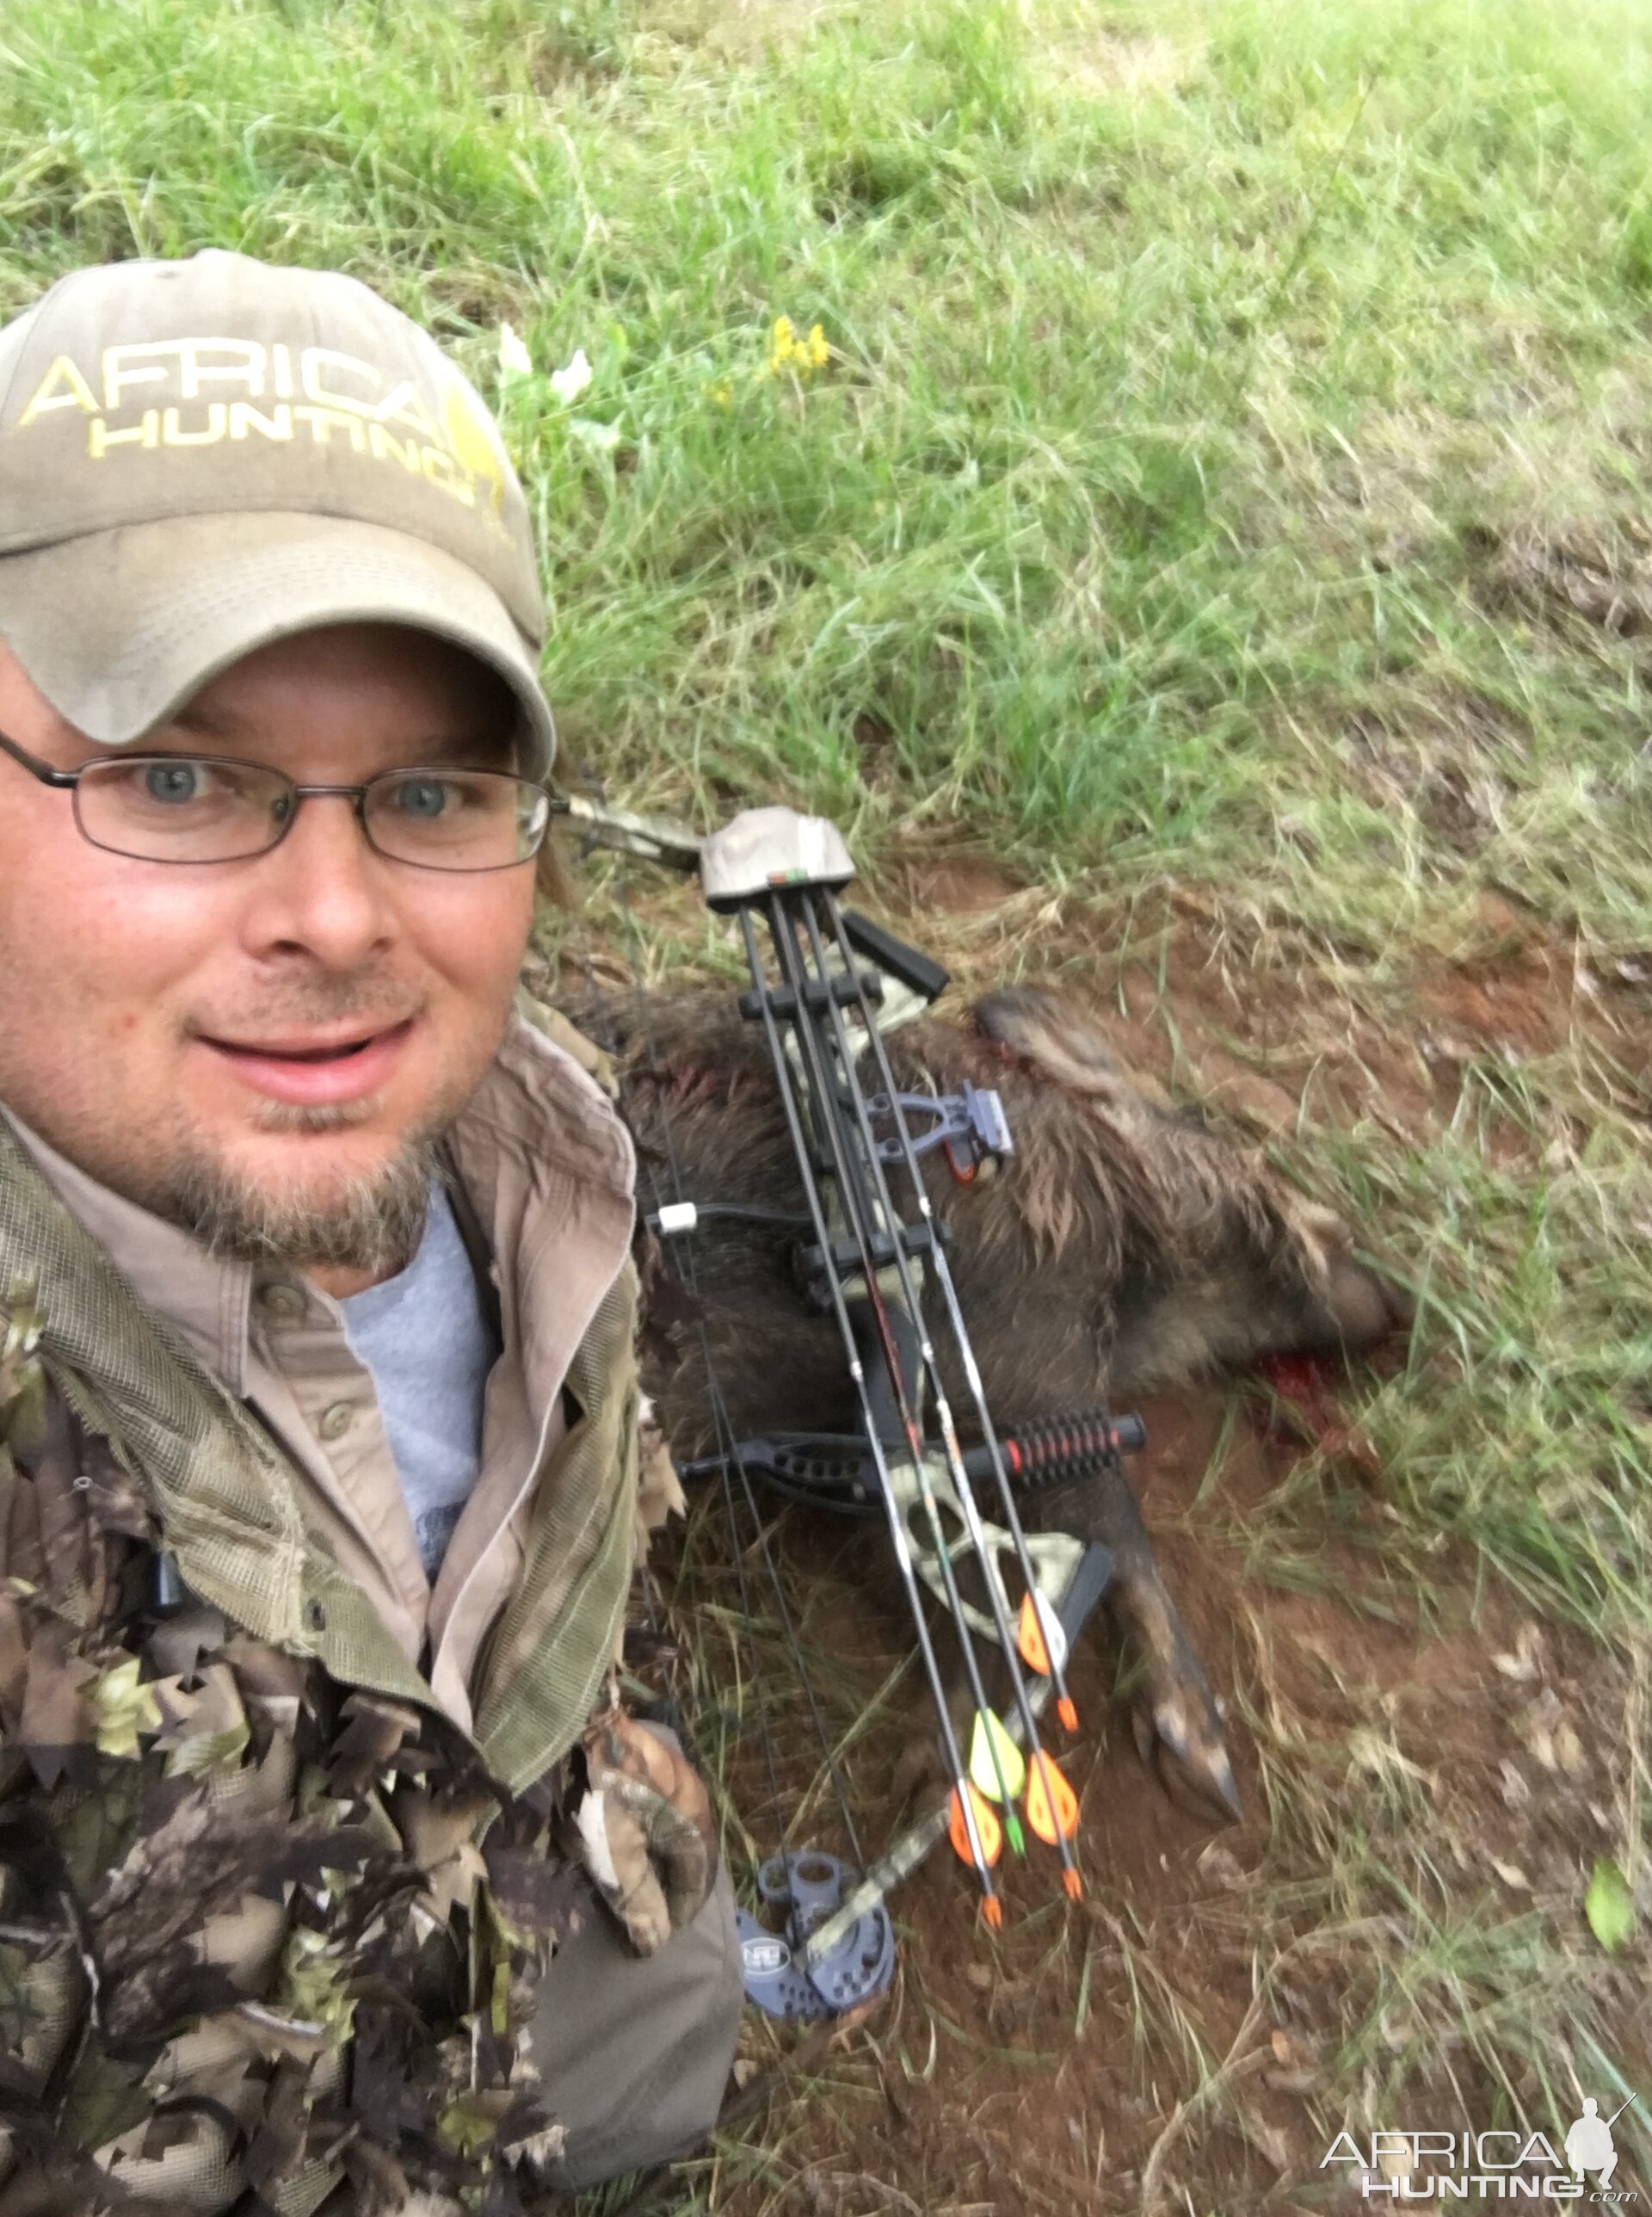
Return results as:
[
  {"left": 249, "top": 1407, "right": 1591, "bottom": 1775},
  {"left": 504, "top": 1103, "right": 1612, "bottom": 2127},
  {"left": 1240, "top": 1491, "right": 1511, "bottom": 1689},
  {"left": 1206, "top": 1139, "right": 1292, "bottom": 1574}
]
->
[{"left": 0, "top": 1107, "right": 256, "bottom": 1393}]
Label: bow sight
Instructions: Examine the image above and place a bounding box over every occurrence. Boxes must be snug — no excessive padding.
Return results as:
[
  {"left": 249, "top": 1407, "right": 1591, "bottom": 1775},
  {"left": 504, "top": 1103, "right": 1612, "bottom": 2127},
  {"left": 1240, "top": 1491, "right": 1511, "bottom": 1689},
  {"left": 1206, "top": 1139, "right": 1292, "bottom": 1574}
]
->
[{"left": 558, "top": 794, "right": 1149, "bottom": 2020}]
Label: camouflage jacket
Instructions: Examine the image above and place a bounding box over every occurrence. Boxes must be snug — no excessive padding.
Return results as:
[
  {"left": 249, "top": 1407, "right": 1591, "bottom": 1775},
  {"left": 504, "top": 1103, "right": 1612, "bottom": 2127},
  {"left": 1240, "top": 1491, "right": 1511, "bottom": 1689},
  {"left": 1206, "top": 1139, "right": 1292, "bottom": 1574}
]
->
[{"left": 0, "top": 1103, "right": 704, "bottom": 2216}]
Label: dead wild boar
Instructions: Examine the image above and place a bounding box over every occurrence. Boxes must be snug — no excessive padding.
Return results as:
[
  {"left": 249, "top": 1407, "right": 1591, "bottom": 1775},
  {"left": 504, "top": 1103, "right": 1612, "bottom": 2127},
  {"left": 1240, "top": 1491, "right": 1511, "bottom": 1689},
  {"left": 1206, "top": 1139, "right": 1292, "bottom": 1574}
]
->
[{"left": 567, "top": 980, "right": 1409, "bottom": 1822}]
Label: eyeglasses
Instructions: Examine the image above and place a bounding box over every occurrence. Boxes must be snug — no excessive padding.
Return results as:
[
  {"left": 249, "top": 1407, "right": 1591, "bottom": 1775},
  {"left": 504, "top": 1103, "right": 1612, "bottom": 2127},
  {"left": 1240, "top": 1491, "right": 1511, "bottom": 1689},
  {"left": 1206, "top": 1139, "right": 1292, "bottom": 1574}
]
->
[{"left": 0, "top": 728, "right": 551, "bottom": 872}]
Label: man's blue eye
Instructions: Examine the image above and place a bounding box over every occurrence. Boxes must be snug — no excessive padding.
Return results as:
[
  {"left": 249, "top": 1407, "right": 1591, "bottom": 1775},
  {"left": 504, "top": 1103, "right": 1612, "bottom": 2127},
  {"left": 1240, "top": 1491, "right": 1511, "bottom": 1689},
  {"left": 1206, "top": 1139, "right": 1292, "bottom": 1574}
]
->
[
  {"left": 145, "top": 762, "right": 207, "bottom": 805},
  {"left": 392, "top": 778, "right": 451, "bottom": 819}
]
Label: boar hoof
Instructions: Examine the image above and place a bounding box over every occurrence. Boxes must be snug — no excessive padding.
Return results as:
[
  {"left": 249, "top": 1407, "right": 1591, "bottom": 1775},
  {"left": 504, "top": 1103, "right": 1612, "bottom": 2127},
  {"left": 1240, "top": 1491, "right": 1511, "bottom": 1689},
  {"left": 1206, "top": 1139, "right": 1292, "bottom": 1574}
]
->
[{"left": 1126, "top": 1655, "right": 1242, "bottom": 1825}]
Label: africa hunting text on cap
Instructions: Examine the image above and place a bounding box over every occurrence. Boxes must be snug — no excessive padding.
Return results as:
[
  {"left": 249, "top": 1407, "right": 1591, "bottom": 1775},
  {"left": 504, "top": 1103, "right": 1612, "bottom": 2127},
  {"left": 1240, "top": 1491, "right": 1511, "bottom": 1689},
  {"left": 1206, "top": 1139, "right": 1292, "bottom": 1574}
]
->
[{"left": 0, "top": 250, "right": 555, "bottom": 774}]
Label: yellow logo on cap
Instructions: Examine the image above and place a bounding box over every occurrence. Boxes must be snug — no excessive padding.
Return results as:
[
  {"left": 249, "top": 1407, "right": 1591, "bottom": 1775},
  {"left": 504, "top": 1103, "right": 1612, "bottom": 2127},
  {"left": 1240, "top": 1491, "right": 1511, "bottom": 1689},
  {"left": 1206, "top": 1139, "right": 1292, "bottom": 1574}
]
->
[
  {"left": 440, "top": 374, "right": 508, "bottom": 520},
  {"left": 12, "top": 337, "right": 513, "bottom": 534}
]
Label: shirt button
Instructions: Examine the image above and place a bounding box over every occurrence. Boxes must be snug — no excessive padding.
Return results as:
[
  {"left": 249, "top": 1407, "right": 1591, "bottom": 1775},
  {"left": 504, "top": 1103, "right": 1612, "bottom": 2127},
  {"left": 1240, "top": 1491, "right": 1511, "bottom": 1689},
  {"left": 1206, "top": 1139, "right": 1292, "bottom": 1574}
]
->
[
  {"left": 258, "top": 1282, "right": 306, "bottom": 1320},
  {"left": 317, "top": 1402, "right": 355, "bottom": 1442}
]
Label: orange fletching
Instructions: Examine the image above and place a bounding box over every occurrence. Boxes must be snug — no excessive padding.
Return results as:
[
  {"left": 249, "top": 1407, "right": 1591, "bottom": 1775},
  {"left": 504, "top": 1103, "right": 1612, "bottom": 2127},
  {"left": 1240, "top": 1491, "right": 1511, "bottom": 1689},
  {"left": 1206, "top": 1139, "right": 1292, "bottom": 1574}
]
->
[
  {"left": 1026, "top": 1751, "right": 1079, "bottom": 1845},
  {"left": 949, "top": 1780, "right": 1003, "bottom": 1868},
  {"left": 1017, "top": 1590, "right": 1051, "bottom": 1675},
  {"left": 983, "top": 1896, "right": 1004, "bottom": 1930}
]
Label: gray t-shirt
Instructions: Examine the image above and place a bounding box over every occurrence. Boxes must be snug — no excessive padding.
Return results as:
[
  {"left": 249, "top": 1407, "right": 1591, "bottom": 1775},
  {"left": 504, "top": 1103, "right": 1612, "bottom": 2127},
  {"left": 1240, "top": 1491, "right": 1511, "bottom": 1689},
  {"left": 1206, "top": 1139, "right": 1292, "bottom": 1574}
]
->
[{"left": 340, "top": 1179, "right": 501, "bottom": 1580}]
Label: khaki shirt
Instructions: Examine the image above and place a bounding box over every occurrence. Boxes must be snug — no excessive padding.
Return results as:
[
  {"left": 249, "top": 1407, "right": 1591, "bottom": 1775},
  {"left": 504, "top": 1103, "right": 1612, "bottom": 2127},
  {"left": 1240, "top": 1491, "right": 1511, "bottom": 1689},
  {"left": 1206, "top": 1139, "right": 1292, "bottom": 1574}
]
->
[{"left": 0, "top": 1011, "right": 635, "bottom": 1736}]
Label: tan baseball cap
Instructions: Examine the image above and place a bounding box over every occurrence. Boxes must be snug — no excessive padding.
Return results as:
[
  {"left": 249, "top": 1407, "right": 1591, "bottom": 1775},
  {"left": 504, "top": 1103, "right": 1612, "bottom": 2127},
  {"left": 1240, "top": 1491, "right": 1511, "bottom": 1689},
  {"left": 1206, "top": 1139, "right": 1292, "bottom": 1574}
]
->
[{"left": 0, "top": 250, "right": 556, "bottom": 775}]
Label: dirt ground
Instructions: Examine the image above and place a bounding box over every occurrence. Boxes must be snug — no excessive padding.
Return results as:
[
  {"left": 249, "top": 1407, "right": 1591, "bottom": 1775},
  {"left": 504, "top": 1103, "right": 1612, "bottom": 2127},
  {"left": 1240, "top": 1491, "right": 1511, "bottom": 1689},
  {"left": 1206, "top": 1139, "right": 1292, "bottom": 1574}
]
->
[
  {"left": 583, "top": 854, "right": 1650, "bottom": 2215},
  {"left": 675, "top": 1407, "right": 1633, "bottom": 2215}
]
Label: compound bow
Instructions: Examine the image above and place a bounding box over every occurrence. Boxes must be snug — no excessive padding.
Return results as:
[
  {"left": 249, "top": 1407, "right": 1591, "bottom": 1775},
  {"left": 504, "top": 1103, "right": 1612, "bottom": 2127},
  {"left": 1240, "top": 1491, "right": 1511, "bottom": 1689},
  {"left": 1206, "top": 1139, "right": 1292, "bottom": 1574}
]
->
[{"left": 556, "top": 794, "right": 1150, "bottom": 2024}]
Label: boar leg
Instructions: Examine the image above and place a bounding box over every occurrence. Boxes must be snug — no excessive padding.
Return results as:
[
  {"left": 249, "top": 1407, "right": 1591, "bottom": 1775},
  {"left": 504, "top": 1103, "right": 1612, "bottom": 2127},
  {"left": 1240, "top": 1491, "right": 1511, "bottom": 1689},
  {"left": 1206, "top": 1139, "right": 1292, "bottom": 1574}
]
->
[{"left": 1034, "top": 1464, "right": 1241, "bottom": 1825}]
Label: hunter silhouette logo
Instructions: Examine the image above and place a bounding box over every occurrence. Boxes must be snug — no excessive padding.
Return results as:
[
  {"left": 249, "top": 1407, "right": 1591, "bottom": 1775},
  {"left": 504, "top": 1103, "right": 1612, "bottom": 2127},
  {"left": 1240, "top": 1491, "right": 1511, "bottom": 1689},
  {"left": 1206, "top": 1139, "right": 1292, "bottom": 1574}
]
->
[{"left": 1567, "top": 2099, "right": 1634, "bottom": 2191}]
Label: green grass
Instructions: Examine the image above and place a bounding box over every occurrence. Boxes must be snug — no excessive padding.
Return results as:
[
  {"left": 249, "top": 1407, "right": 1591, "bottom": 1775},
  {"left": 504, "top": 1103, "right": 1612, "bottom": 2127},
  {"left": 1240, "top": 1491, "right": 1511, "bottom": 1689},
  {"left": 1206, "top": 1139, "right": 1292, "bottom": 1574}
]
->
[
  {"left": 3, "top": 0, "right": 1650, "bottom": 2204},
  {"left": 4, "top": 0, "right": 1649, "bottom": 936}
]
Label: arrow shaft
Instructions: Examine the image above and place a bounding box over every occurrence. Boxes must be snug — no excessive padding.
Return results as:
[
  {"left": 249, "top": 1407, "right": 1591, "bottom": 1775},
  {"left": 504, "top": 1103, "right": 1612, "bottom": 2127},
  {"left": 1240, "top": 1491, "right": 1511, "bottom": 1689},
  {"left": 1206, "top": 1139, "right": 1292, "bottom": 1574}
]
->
[{"left": 798, "top": 1539, "right": 1113, "bottom": 1974}]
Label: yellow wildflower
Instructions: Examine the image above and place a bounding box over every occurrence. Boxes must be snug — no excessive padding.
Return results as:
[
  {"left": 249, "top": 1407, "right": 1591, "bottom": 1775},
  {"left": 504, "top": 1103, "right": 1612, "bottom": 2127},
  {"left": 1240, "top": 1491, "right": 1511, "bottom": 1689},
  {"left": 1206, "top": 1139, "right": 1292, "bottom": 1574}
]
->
[
  {"left": 764, "top": 316, "right": 796, "bottom": 376},
  {"left": 762, "top": 316, "right": 831, "bottom": 380}
]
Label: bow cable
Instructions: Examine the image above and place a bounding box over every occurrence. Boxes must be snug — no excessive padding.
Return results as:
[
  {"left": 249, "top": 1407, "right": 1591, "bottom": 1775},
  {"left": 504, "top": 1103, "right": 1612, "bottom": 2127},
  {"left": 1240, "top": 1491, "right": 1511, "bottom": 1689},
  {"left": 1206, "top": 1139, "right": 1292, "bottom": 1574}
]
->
[
  {"left": 555, "top": 792, "right": 1127, "bottom": 1985},
  {"left": 758, "top": 892, "right": 1032, "bottom": 1850}
]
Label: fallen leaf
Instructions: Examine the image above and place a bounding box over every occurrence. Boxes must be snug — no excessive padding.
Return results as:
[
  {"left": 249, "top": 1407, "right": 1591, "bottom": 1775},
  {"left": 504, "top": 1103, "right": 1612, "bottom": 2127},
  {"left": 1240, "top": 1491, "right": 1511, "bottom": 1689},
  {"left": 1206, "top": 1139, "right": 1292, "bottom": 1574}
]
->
[
  {"left": 1584, "top": 1858, "right": 1636, "bottom": 1952},
  {"left": 1198, "top": 1843, "right": 1246, "bottom": 1888}
]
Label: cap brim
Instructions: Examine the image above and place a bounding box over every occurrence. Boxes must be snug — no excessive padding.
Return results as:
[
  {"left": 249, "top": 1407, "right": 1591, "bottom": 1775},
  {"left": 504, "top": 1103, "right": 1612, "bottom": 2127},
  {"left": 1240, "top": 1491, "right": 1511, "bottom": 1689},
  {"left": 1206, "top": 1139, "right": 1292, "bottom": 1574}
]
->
[{"left": 0, "top": 512, "right": 557, "bottom": 777}]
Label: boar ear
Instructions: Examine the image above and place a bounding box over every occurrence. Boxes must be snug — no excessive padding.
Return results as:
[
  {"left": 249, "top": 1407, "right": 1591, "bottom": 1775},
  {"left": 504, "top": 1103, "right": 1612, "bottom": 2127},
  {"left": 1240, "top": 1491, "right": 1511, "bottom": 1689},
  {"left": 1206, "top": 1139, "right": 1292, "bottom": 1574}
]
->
[
  {"left": 1322, "top": 1254, "right": 1416, "bottom": 1348},
  {"left": 1280, "top": 1196, "right": 1415, "bottom": 1351},
  {"left": 973, "top": 988, "right": 1172, "bottom": 1109},
  {"left": 974, "top": 986, "right": 1123, "bottom": 1078}
]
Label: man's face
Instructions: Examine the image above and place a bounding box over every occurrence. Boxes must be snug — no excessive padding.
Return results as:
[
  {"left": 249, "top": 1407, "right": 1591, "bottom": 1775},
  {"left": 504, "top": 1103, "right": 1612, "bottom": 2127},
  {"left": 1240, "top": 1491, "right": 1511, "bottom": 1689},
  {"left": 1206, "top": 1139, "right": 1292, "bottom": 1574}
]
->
[{"left": 0, "top": 622, "right": 537, "bottom": 1292}]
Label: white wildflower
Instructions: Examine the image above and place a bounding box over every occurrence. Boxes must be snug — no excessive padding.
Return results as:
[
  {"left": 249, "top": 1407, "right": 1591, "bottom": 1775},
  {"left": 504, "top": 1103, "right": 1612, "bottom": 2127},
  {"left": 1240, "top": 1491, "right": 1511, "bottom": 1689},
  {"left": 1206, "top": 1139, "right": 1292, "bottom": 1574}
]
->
[
  {"left": 497, "top": 322, "right": 534, "bottom": 381},
  {"left": 550, "top": 348, "right": 595, "bottom": 406}
]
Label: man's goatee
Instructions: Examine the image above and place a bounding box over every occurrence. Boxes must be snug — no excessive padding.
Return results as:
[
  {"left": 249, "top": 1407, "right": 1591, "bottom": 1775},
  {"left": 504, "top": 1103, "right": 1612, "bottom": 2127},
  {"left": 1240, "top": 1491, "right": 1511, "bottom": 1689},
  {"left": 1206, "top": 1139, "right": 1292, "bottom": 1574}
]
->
[{"left": 163, "top": 1139, "right": 435, "bottom": 1278}]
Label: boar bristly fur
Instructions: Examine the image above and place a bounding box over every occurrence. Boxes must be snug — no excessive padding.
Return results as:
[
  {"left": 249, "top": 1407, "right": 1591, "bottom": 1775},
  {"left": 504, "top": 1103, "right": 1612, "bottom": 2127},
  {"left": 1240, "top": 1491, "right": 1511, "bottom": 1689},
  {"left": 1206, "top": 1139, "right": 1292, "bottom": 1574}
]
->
[{"left": 574, "top": 980, "right": 1407, "bottom": 1825}]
